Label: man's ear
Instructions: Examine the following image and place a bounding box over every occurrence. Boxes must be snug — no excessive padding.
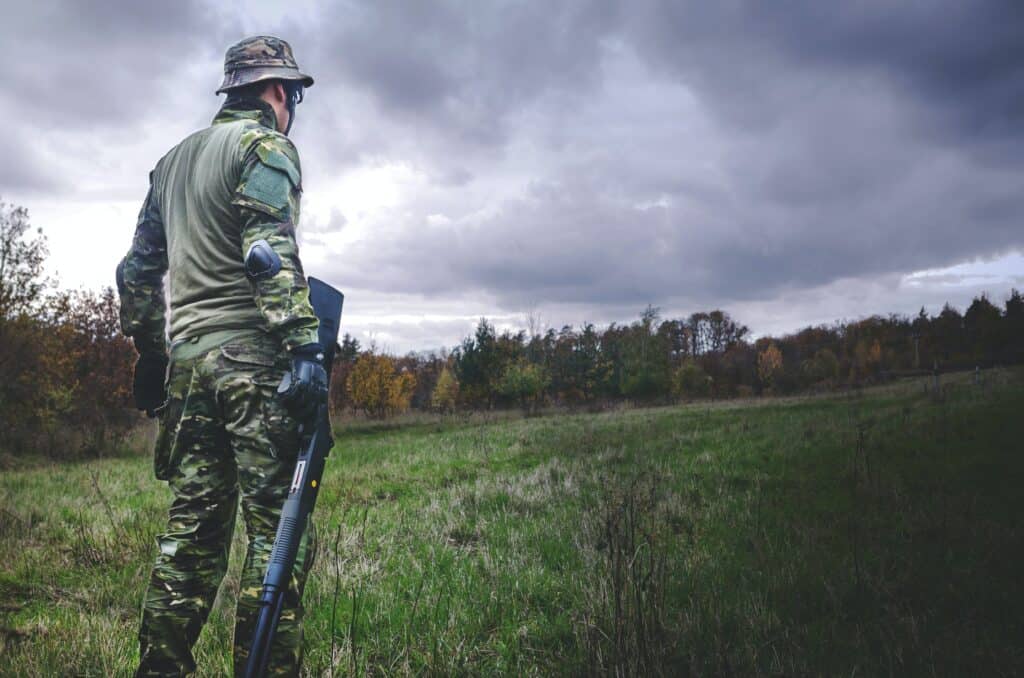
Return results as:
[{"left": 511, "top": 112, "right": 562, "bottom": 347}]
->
[{"left": 268, "top": 81, "right": 286, "bottom": 105}]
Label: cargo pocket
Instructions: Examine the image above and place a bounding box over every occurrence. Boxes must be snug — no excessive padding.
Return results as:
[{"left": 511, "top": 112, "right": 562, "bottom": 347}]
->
[
  {"left": 152, "top": 359, "right": 202, "bottom": 481},
  {"left": 152, "top": 396, "right": 185, "bottom": 481}
]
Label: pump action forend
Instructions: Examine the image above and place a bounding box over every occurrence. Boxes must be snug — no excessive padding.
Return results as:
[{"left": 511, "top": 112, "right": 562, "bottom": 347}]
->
[{"left": 245, "top": 277, "right": 344, "bottom": 678}]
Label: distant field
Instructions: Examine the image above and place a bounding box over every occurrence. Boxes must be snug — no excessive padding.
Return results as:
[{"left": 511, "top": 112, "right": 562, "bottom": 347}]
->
[{"left": 1, "top": 369, "right": 1022, "bottom": 676}]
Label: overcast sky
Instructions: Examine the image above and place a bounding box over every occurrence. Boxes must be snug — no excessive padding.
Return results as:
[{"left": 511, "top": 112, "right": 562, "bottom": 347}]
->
[{"left": 2, "top": 0, "right": 1022, "bottom": 352}]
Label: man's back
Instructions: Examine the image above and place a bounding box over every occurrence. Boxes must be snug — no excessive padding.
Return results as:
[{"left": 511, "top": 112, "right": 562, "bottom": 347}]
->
[
  {"left": 119, "top": 98, "right": 317, "bottom": 356},
  {"left": 155, "top": 118, "right": 264, "bottom": 342}
]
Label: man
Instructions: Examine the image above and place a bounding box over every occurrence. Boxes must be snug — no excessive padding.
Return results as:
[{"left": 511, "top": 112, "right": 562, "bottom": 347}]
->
[{"left": 117, "top": 36, "right": 327, "bottom": 676}]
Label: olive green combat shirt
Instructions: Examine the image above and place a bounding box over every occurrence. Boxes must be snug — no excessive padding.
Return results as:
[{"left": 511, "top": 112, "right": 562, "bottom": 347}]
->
[{"left": 118, "top": 100, "right": 319, "bottom": 355}]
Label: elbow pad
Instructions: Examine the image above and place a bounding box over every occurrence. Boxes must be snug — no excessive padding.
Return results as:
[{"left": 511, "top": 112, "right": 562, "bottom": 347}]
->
[{"left": 244, "top": 239, "right": 282, "bottom": 280}]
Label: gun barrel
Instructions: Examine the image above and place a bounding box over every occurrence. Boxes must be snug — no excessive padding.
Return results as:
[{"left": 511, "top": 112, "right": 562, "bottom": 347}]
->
[{"left": 245, "top": 588, "right": 285, "bottom": 677}]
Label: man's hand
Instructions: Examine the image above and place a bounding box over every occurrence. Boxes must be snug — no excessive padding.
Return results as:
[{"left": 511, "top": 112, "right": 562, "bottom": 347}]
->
[
  {"left": 133, "top": 352, "right": 168, "bottom": 417},
  {"left": 277, "top": 343, "right": 328, "bottom": 422}
]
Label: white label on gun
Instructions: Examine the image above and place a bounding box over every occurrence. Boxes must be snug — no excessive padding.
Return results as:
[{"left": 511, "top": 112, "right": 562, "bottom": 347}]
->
[{"left": 290, "top": 460, "right": 306, "bottom": 493}]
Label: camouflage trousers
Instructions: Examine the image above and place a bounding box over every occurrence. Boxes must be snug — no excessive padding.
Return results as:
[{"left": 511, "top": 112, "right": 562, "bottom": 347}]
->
[{"left": 137, "top": 331, "right": 316, "bottom": 677}]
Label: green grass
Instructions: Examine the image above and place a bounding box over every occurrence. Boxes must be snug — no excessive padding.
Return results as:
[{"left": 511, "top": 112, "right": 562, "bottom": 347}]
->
[{"left": 1, "top": 369, "right": 1023, "bottom": 676}]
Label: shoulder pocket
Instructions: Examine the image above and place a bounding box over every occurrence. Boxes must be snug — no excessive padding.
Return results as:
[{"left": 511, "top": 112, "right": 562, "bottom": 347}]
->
[
  {"left": 235, "top": 137, "right": 301, "bottom": 214},
  {"left": 238, "top": 163, "right": 293, "bottom": 212},
  {"left": 255, "top": 144, "right": 301, "bottom": 188}
]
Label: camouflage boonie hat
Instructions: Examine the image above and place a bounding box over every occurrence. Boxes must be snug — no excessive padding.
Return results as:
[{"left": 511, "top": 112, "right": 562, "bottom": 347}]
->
[{"left": 216, "top": 35, "right": 314, "bottom": 94}]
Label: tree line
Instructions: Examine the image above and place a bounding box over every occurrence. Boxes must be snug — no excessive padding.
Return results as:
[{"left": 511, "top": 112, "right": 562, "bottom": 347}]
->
[
  {"left": 335, "top": 288, "right": 1023, "bottom": 417},
  {"left": 2, "top": 199, "right": 1022, "bottom": 457}
]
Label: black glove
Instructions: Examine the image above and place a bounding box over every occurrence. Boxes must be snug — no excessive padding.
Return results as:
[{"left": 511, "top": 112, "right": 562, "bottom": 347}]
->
[
  {"left": 277, "top": 343, "right": 328, "bottom": 422},
  {"left": 133, "top": 351, "right": 168, "bottom": 417}
]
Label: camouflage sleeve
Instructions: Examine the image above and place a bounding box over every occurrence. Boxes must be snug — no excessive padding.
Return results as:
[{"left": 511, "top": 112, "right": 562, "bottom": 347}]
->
[
  {"left": 117, "top": 179, "right": 168, "bottom": 354},
  {"left": 233, "top": 131, "right": 319, "bottom": 352}
]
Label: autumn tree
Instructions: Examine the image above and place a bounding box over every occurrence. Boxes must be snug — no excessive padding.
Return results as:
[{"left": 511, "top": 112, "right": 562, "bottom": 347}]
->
[
  {"left": 61, "top": 287, "right": 135, "bottom": 451},
  {"left": 0, "top": 201, "right": 136, "bottom": 455},
  {"left": 851, "top": 338, "right": 882, "bottom": 381},
  {"left": 347, "top": 353, "right": 416, "bottom": 419},
  {"left": 431, "top": 365, "right": 459, "bottom": 413},
  {"left": 757, "top": 343, "right": 783, "bottom": 392}
]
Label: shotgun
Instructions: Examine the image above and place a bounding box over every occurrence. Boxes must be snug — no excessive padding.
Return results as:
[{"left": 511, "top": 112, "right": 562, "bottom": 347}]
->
[{"left": 245, "top": 277, "right": 344, "bottom": 677}]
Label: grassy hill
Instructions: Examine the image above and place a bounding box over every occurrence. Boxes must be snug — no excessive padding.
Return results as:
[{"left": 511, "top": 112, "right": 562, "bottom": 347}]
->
[{"left": 1, "top": 370, "right": 1022, "bottom": 676}]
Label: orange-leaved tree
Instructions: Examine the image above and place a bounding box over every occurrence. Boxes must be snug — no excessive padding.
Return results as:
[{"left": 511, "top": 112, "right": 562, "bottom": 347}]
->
[{"left": 346, "top": 352, "right": 416, "bottom": 418}]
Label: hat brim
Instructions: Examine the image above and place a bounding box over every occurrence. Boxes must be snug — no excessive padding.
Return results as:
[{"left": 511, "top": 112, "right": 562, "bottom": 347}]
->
[{"left": 216, "top": 66, "right": 314, "bottom": 94}]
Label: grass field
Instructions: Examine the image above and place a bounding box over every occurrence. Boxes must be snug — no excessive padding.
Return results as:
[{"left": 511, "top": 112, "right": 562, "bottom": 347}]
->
[{"left": 1, "top": 369, "right": 1022, "bottom": 676}]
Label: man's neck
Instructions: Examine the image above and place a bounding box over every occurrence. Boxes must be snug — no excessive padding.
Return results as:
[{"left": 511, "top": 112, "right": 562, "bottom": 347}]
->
[{"left": 213, "top": 97, "right": 279, "bottom": 131}]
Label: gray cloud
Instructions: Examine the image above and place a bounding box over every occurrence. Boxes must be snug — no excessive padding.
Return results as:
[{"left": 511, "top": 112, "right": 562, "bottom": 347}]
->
[
  {"left": 309, "top": 0, "right": 617, "bottom": 146},
  {"left": 625, "top": 1, "right": 1024, "bottom": 139},
  {"left": 0, "top": 1, "right": 229, "bottom": 128},
  {"left": 0, "top": 135, "right": 58, "bottom": 195},
  {"left": 1, "top": 0, "right": 1021, "bottom": 352},
  {"left": 303, "top": 0, "right": 1024, "bottom": 318}
]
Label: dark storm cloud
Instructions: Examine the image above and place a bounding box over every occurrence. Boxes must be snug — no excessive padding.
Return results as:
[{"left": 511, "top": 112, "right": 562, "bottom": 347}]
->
[
  {"left": 769, "top": 1, "right": 1024, "bottom": 149},
  {"left": 304, "top": 0, "right": 1024, "bottom": 313},
  {"left": 0, "top": 0, "right": 231, "bottom": 129},
  {"left": 309, "top": 0, "right": 618, "bottom": 148},
  {"left": 624, "top": 1, "right": 1024, "bottom": 142}
]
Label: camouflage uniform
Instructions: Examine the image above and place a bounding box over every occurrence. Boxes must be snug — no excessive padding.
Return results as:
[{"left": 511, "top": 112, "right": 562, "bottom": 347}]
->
[{"left": 119, "top": 36, "right": 319, "bottom": 677}]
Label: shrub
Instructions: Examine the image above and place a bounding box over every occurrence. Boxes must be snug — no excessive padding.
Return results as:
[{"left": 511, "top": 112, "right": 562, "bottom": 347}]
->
[
  {"left": 801, "top": 348, "right": 840, "bottom": 387},
  {"left": 672, "top": 361, "right": 710, "bottom": 400},
  {"left": 496, "top": 361, "right": 549, "bottom": 414}
]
